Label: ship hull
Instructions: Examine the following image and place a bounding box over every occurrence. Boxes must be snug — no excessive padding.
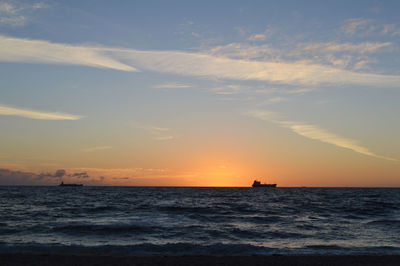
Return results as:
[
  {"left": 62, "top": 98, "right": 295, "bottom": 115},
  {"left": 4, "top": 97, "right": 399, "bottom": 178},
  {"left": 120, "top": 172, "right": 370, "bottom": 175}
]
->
[{"left": 252, "top": 184, "right": 276, "bottom": 187}]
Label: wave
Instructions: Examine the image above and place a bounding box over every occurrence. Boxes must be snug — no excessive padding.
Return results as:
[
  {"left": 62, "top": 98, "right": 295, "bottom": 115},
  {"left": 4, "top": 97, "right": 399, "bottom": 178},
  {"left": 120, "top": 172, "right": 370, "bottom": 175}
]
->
[
  {"left": 2, "top": 187, "right": 400, "bottom": 255},
  {"left": 366, "top": 219, "right": 400, "bottom": 227},
  {"left": 54, "top": 222, "right": 163, "bottom": 234}
]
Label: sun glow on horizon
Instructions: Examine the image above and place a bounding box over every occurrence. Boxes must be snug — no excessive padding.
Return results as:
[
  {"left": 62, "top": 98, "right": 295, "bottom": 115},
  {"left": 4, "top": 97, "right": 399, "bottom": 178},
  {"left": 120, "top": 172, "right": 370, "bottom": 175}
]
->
[{"left": 1, "top": 1, "right": 400, "bottom": 187}]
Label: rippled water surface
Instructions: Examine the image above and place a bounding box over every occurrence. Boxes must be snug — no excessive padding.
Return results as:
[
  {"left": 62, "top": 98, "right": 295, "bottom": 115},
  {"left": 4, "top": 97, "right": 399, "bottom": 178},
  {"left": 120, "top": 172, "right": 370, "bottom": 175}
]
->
[{"left": 0, "top": 187, "right": 399, "bottom": 254}]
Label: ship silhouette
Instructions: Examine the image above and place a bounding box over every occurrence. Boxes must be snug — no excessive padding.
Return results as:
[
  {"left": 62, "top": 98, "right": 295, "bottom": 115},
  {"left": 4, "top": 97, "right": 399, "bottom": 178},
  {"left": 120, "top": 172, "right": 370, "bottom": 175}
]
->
[
  {"left": 252, "top": 180, "right": 277, "bottom": 187},
  {"left": 59, "top": 181, "right": 83, "bottom": 187}
]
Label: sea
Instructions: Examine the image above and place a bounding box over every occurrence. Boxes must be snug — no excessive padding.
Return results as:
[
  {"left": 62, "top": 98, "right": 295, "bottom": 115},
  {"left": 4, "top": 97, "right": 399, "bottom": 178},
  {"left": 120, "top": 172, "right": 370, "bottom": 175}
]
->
[{"left": 0, "top": 186, "right": 399, "bottom": 255}]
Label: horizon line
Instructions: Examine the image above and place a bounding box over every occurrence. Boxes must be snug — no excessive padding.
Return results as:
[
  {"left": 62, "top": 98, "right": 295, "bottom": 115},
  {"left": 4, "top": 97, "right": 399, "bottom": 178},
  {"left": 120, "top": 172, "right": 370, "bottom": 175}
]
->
[{"left": 1, "top": 185, "right": 399, "bottom": 188}]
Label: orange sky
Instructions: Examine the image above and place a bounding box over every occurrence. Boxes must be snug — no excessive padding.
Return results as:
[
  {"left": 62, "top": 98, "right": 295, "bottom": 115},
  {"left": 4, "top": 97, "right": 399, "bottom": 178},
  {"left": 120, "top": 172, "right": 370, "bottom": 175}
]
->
[{"left": 1, "top": 1, "right": 400, "bottom": 187}]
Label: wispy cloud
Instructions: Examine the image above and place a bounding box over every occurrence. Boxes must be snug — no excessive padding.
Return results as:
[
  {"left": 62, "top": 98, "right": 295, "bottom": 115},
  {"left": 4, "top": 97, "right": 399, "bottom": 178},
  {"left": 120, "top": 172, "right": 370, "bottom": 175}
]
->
[
  {"left": 210, "top": 84, "right": 247, "bottom": 95},
  {"left": 382, "top": 24, "right": 400, "bottom": 36},
  {"left": 353, "top": 59, "right": 375, "bottom": 71},
  {"left": 2, "top": 35, "right": 400, "bottom": 87},
  {"left": 248, "top": 33, "right": 267, "bottom": 41},
  {"left": 0, "top": 0, "right": 47, "bottom": 26},
  {"left": 155, "top": 136, "right": 174, "bottom": 141},
  {"left": 153, "top": 82, "right": 192, "bottom": 89},
  {"left": 0, "top": 104, "right": 83, "bottom": 120},
  {"left": 247, "top": 27, "right": 274, "bottom": 42},
  {"left": 205, "top": 38, "right": 391, "bottom": 70},
  {"left": 284, "top": 87, "right": 316, "bottom": 94},
  {"left": 300, "top": 42, "right": 392, "bottom": 54},
  {"left": 341, "top": 18, "right": 371, "bottom": 35},
  {"left": 206, "top": 42, "right": 277, "bottom": 60},
  {"left": 341, "top": 18, "right": 400, "bottom": 38},
  {"left": 247, "top": 110, "right": 397, "bottom": 161},
  {"left": 252, "top": 86, "right": 316, "bottom": 95},
  {"left": 112, "top": 47, "right": 400, "bottom": 87},
  {"left": 0, "top": 35, "right": 137, "bottom": 71},
  {"left": 266, "top": 97, "right": 289, "bottom": 103},
  {"left": 293, "top": 41, "right": 392, "bottom": 70},
  {"left": 82, "top": 146, "right": 113, "bottom": 152},
  {"left": 137, "top": 125, "right": 170, "bottom": 133},
  {"left": 0, "top": 1, "right": 25, "bottom": 26},
  {"left": 136, "top": 125, "right": 174, "bottom": 141}
]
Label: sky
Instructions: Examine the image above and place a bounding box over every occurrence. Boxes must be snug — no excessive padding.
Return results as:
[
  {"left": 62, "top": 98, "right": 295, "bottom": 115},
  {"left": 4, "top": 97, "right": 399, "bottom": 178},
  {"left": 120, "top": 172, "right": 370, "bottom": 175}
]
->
[{"left": 0, "top": 0, "right": 399, "bottom": 187}]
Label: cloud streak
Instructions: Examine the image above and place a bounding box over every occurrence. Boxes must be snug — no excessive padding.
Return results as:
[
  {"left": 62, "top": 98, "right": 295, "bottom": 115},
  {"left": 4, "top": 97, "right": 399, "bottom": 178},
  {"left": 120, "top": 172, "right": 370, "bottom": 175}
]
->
[
  {"left": 0, "top": 35, "right": 137, "bottom": 71},
  {"left": 136, "top": 125, "right": 174, "bottom": 141},
  {"left": 111, "top": 48, "right": 400, "bottom": 87},
  {"left": 82, "top": 146, "right": 112, "bottom": 152},
  {"left": 0, "top": 104, "right": 83, "bottom": 120},
  {"left": 247, "top": 110, "right": 397, "bottom": 161},
  {"left": 300, "top": 42, "right": 392, "bottom": 54},
  {"left": 2, "top": 35, "right": 400, "bottom": 87},
  {"left": 247, "top": 27, "right": 274, "bottom": 42},
  {"left": 341, "top": 18, "right": 371, "bottom": 35},
  {"left": 153, "top": 82, "right": 192, "bottom": 89}
]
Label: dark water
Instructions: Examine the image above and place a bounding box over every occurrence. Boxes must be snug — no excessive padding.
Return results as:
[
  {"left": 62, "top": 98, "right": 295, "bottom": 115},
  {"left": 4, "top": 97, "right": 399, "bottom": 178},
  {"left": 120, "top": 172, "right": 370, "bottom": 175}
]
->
[{"left": 0, "top": 186, "right": 399, "bottom": 254}]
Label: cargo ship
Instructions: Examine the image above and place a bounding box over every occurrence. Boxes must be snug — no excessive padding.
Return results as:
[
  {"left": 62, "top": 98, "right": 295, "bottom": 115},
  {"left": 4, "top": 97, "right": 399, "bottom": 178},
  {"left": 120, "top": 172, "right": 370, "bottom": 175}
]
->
[
  {"left": 252, "top": 180, "right": 277, "bottom": 187},
  {"left": 59, "top": 181, "right": 83, "bottom": 187}
]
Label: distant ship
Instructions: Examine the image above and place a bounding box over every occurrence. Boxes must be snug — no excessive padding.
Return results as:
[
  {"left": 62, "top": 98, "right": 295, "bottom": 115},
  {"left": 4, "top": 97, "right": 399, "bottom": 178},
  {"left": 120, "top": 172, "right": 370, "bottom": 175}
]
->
[
  {"left": 59, "top": 181, "right": 83, "bottom": 187},
  {"left": 252, "top": 180, "right": 277, "bottom": 187}
]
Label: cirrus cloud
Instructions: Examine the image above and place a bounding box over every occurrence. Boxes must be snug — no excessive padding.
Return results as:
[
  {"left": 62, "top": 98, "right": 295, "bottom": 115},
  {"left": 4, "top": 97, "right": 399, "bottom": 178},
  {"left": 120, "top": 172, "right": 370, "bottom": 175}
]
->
[
  {"left": 247, "top": 110, "right": 397, "bottom": 161},
  {"left": 0, "top": 35, "right": 137, "bottom": 71},
  {"left": 1, "top": 35, "right": 400, "bottom": 87},
  {"left": 82, "top": 146, "right": 113, "bottom": 152},
  {"left": 153, "top": 82, "right": 192, "bottom": 89},
  {"left": 0, "top": 0, "right": 47, "bottom": 26},
  {"left": 0, "top": 104, "right": 83, "bottom": 120}
]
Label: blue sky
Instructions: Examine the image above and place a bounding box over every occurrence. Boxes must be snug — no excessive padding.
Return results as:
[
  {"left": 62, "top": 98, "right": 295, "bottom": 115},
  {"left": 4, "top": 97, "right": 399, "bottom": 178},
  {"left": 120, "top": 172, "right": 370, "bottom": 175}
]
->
[{"left": 0, "top": 0, "right": 399, "bottom": 186}]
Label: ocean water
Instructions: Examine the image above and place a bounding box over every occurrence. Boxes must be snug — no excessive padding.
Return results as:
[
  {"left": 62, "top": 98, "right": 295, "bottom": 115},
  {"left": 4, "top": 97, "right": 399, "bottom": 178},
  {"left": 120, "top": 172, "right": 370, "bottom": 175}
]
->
[{"left": 0, "top": 186, "right": 399, "bottom": 255}]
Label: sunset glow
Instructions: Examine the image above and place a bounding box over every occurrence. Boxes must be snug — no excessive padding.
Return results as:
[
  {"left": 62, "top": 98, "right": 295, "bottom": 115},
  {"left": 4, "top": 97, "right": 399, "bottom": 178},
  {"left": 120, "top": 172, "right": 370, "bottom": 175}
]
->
[{"left": 1, "top": 1, "right": 399, "bottom": 187}]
